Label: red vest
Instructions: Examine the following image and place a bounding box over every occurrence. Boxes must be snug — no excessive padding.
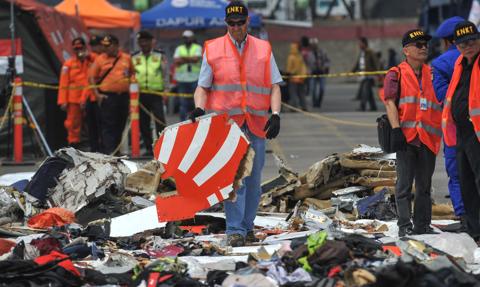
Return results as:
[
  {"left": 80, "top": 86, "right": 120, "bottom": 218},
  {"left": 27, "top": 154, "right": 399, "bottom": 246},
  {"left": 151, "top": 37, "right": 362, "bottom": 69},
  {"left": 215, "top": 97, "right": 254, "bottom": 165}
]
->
[
  {"left": 204, "top": 34, "right": 272, "bottom": 138},
  {"left": 442, "top": 55, "right": 480, "bottom": 146},
  {"left": 391, "top": 61, "right": 442, "bottom": 154}
]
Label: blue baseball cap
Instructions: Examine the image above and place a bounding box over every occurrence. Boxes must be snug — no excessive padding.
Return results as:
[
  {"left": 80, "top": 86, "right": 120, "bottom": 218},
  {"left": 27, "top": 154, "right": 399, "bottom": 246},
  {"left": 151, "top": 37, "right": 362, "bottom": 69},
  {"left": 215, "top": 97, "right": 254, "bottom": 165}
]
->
[{"left": 435, "top": 16, "right": 465, "bottom": 38}]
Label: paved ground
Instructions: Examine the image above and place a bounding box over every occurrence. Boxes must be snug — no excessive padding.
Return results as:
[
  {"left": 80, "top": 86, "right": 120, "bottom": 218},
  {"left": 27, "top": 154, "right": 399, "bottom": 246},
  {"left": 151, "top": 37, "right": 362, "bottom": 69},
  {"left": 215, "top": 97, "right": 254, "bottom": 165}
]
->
[{"left": 0, "top": 82, "right": 449, "bottom": 203}]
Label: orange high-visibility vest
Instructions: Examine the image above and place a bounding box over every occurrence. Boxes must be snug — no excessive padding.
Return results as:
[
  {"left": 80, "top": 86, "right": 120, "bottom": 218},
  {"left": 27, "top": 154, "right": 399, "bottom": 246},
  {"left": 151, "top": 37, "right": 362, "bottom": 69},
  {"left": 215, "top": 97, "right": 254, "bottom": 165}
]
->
[
  {"left": 58, "top": 55, "right": 94, "bottom": 105},
  {"left": 390, "top": 61, "right": 442, "bottom": 154},
  {"left": 442, "top": 55, "right": 480, "bottom": 146},
  {"left": 204, "top": 34, "right": 272, "bottom": 138}
]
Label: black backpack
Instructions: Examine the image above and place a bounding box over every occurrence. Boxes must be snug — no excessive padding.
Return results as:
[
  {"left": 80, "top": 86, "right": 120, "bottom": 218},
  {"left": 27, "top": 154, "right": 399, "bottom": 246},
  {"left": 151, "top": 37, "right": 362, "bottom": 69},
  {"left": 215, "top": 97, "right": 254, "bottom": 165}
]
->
[
  {"left": 24, "top": 156, "right": 70, "bottom": 202},
  {"left": 377, "top": 67, "right": 401, "bottom": 153}
]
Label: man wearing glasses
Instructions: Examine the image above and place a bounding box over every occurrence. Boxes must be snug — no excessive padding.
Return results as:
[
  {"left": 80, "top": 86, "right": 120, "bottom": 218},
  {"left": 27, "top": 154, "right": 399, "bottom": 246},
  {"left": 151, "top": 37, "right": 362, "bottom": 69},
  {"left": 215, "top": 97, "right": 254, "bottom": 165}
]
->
[
  {"left": 442, "top": 21, "right": 480, "bottom": 242},
  {"left": 383, "top": 29, "right": 442, "bottom": 237},
  {"left": 189, "top": 1, "right": 283, "bottom": 247},
  {"left": 58, "top": 37, "right": 95, "bottom": 149}
]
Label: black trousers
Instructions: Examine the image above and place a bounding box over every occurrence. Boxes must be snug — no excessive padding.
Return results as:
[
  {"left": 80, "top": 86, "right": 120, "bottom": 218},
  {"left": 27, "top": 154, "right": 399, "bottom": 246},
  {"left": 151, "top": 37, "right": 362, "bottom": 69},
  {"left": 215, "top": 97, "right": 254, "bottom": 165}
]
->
[
  {"left": 86, "top": 101, "right": 101, "bottom": 152},
  {"left": 358, "top": 78, "right": 377, "bottom": 111},
  {"left": 456, "top": 134, "right": 480, "bottom": 239},
  {"left": 99, "top": 92, "right": 129, "bottom": 155},
  {"left": 139, "top": 93, "right": 165, "bottom": 154},
  {"left": 395, "top": 143, "right": 436, "bottom": 230}
]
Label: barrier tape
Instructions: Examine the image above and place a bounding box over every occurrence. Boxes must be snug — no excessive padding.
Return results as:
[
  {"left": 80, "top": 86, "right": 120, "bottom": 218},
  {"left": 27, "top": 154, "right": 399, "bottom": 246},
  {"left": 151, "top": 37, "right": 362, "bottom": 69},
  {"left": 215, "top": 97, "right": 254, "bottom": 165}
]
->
[
  {"left": 282, "top": 70, "right": 387, "bottom": 79},
  {"left": 15, "top": 70, "right": 388, "bottom": 98},
  {"left": 281, "top": 102, "right": 377, "bottom": 128}
]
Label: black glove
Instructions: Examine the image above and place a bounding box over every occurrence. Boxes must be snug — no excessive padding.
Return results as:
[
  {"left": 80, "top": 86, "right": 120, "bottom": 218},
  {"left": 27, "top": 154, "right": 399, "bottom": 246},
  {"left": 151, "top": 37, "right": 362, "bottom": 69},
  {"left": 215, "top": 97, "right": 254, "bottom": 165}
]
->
[
  {"left": 391, "top": 127, "right": 407, "bottom": 152},
  {"left": 264, "top": 114, "right": 280, "bottom": 139},
  {"left": 189, "top": 107, "right": 205, "bottom": 122}
]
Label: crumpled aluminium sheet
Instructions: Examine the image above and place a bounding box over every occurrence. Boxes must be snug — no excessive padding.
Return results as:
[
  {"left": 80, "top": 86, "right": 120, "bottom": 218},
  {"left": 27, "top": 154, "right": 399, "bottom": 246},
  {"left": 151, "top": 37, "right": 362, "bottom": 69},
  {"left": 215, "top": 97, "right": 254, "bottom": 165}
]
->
[{"left": 48, "top": 148, "right": 131, "bottom": 213}]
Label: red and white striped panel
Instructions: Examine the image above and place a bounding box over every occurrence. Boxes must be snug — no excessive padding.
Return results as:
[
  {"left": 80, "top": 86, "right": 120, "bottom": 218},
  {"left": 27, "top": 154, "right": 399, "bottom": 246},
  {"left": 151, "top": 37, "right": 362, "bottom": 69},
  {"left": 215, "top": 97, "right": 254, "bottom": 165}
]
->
[{"left": 153, "top": 114, "right": 250, "bottom": 222}]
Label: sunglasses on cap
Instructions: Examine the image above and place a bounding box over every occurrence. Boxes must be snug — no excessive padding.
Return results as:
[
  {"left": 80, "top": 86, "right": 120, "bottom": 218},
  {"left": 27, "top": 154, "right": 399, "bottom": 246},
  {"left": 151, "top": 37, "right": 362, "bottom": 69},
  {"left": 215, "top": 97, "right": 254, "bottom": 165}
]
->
[
  {"left": 407, "top": 42, "right": 428, "bottom": 49},
  {"left": 226, "top": 19, "right": 246, "bottom": 27}
]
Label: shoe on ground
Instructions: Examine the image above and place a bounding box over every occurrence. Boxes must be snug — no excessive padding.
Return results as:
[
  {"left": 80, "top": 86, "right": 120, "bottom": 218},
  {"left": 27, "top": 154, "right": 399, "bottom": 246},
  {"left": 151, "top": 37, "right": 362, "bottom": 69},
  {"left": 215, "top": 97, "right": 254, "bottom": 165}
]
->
[
  {"left": 245, "top": 231, "right": 258, "bottom": 243},
  {"left": 413, "top": 226, "right": 439, "bottom": 235},
  {"left": 398, "top": 226, "right": 414, "bottom": 237},
  {"left": 227, "top": 233, "right": 245, "bottom": 247}
]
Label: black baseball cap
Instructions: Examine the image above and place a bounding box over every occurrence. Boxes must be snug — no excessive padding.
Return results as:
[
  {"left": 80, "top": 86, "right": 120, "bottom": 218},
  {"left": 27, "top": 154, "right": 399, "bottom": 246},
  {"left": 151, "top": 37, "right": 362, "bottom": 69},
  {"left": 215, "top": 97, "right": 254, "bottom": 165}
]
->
[
  {"left": 454, "top": 21, "right": 480, "bottom": 44},
  {"left": 136, "top": 30, "right": 153, "bottom": 40},
  {"left": 225, "top": 1, "right": 248, "bottom": 21},
  {"left": 402, "top": 29, "right": 432, "bottom": 47},
  {"left": 101, "top": 35, "right": 119, "bottom": 46},
  {"left": 72, "top": 37, "right": 85, "bottom": 49}
]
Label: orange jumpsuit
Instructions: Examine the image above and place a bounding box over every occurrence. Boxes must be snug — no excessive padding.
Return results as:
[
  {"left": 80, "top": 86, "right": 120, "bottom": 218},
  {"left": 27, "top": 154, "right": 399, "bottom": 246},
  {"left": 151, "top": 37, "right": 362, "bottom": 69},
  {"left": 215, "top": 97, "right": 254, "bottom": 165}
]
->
[{"left": 58, "top": 55, "right": 94, "bottom": 144}]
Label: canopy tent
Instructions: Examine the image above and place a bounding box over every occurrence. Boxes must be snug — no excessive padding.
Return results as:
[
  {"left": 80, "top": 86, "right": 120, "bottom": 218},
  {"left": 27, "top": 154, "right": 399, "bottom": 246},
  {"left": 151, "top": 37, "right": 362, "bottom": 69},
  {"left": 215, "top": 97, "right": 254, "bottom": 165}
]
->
[
  {"left": 55, "top": 0, "right": 140, "bottom": 29},
  {"left": 0, "top": 0, "right": 90, "bottom": 154},
  {"left": 141, "top": 0, "right": 262, "bottom": 29}
]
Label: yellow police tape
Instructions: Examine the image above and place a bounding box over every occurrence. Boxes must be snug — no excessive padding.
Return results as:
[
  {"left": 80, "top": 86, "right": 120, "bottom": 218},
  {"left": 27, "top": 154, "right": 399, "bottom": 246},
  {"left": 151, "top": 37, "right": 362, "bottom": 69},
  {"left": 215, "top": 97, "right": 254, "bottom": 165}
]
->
[
  {"left": 282, "top": 70, "right": 387, "bottom": 79},
  {"left": 282, "top": 102, "right": 377, "bottom": 128},
  {"left": 16, "top": 70, "right": 388, "bottom": 98}
]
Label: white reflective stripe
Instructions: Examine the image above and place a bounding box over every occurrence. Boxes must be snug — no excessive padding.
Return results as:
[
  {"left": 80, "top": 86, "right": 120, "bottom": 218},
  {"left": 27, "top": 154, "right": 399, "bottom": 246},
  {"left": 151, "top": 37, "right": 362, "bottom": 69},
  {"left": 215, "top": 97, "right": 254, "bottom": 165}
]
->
[
  {"left": 399, "top": 96, "right": 417, "bottom": 105},
  {"left": 220, "top": 184, "right": 233, "bottom": 199},
  {"left": 418, "top": 122, "right": 442, "bottom": 136},
  {"left": 158, "top": 126, "right": 178, "bottom": 164},
  {"left": 400, "top": 121, "right": 416, "bottom": 128},
  {"left": 471, "top": 108, "right": 480, "bottom": 117},
  {"left": 178, "top": 117, "right": 211, "bottom": 173},
  {"left": 426, "top": 101, "right": 442, "bottom": 111},
  {"left": 207, "top": 107, "right": 268, "bottom": 117},
  {"left": 246, "top": 85, "right": 271, "bottom": 95},
  {"left": 211, "top": 84, "right": 271, "bottom": 95},
  {"left": 247, "top": 107, "right": 268, "bottom": 116},
  {"left": 207, "top": 193, "right": 219, "bottom": 206},
  {"left": 129, "top": 83, "right": 139, "bottom": 93},
  {"left": 193, "top": 125, "right": 242, "bottom": 186}
]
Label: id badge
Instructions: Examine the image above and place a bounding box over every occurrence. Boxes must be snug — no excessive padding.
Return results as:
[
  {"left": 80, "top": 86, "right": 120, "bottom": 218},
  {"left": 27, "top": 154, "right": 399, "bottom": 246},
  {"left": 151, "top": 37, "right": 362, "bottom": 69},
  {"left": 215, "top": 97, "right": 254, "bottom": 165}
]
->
[{"left": 420, "top": 98, "right": 428, "bottom": 111}]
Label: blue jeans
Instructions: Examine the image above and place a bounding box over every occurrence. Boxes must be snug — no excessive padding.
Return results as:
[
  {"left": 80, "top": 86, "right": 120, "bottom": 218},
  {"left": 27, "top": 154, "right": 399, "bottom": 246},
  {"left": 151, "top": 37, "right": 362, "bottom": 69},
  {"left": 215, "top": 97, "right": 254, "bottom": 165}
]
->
[
  {"left": 444, "top": 145, "right": 465, "bottom": 216},
  {"left": 177, "top": 82, "right": 197, "bottom": 121},
  {"left": 224, "top": 125, "right": 265, "bottom": 236}
]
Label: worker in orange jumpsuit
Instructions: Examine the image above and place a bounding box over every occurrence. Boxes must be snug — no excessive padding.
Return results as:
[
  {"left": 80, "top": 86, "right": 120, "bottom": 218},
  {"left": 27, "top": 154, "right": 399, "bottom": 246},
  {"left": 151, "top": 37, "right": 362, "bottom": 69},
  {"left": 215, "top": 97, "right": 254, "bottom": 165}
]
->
[{"left": 58, "top": 38, "right": 95, "bottom": 147}]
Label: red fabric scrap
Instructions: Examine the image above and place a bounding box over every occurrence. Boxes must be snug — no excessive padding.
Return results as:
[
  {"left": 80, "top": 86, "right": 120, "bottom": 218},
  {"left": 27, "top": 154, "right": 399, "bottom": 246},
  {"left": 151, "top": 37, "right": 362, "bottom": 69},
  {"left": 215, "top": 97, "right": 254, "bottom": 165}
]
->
[
  {"left": 179, "top": 225, "right": 206, "bottom": 234},
  {"left": 383, "top": 245, "right": 402, "bottom": 256},
  {"left": 34, "top": 250, "right": 80, "bottom": 276},
  {"left": 328, "top": 265, "right": 342, "bottom": 278},
  {"left": 0, "top": 238, "right": 16, "bottom": 255},
  {"left": 28, "top": 207, "right": 75, "bottom": 228}
]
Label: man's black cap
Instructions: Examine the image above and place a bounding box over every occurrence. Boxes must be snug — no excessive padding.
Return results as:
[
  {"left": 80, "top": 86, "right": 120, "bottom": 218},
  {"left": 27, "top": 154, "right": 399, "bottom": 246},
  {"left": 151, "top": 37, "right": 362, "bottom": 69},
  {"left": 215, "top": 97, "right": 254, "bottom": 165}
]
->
[
  {"left": 225, "top": 1, "right": 248, "bottom": 20},
  {"left": 72, "top": 37, "right": 86, "bottom": 48},
  {"left": 101, "top": 34, "right": 119, "bottom": 46},
  {"left": 89, "top": 35, "right": 101, "bottom": 46},
  {"left": 136, "top": 30, "right": 153, "bottom": 40},
  {"left": 402, "top": 29, "right": 432, "bottom": 47},
  {"left": 454, "top": 21, "right": 480, "bottom": 44}
]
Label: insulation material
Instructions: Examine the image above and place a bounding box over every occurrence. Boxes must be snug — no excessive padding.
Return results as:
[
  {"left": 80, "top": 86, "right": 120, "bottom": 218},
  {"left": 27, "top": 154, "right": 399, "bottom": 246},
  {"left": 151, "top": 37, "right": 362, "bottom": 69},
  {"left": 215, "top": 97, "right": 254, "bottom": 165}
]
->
[{"left": 48, "top": 148, "right": 131, "bottom": 212}]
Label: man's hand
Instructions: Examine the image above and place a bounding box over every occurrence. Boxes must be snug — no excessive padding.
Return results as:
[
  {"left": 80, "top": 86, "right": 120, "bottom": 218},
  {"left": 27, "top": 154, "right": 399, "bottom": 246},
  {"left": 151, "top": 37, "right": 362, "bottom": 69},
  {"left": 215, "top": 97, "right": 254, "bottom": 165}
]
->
[
  {"left": 391, "top": 127, "right": 407, "bottom": 152},
  {"left": 189, "top": 107, "right": 205, "bottom": 122},
  {"left": 264, "top": 114, "right": 280, "bottom": 139},
  {"left": 96, "top": 93, "right": 108, "bottom": 106},
  {"left": 60, "top": 104, "right": 67, "bottom": 111}
]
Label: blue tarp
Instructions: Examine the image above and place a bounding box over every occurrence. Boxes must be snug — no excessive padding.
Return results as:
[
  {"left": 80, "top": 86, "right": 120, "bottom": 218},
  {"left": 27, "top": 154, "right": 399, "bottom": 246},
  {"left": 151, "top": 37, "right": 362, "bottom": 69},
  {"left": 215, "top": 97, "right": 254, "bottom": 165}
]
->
[{"left": 141, "top": 0, "right": 261, "bottom": 29}]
